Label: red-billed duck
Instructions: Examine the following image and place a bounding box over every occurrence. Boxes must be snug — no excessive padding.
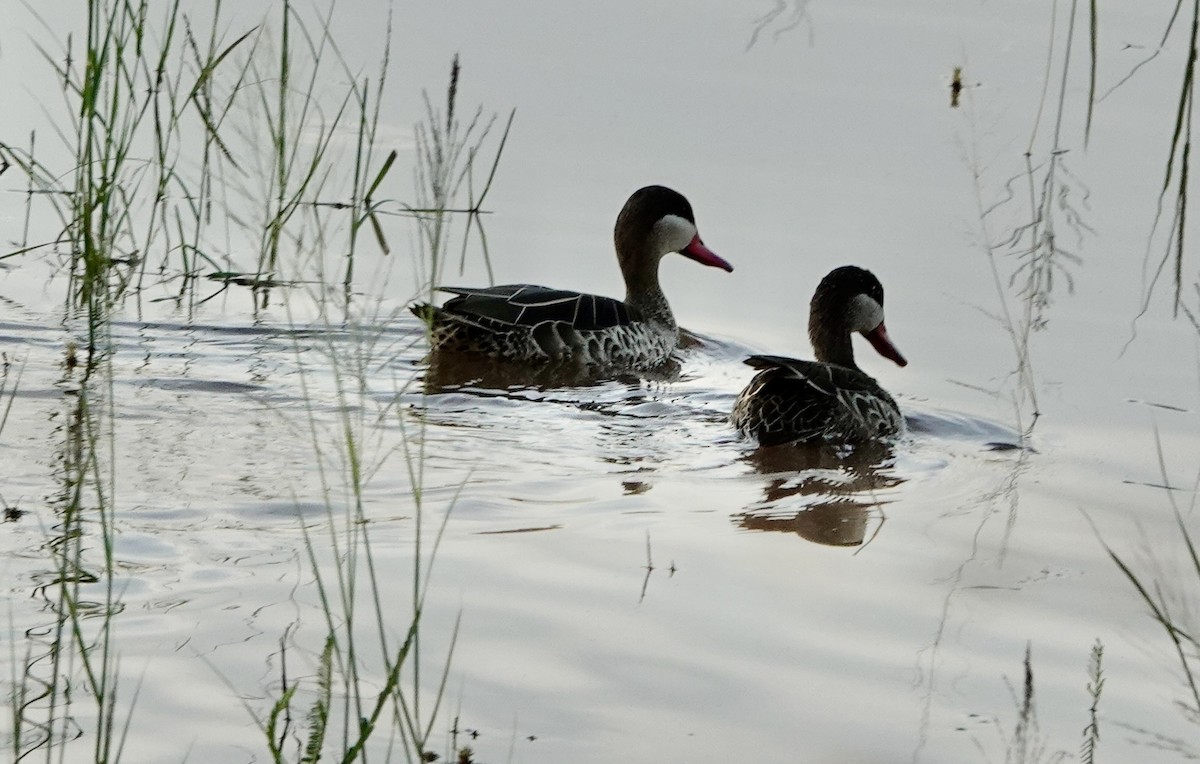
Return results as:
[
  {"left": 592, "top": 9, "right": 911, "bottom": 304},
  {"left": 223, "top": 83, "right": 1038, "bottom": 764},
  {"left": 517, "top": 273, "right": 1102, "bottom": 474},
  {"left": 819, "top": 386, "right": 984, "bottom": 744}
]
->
[
  {"left": 411, "top": 185, "right": 732, "bottom": 369},
  {"left": 731, "top": 266, "right": 907, "bottom": 446}
]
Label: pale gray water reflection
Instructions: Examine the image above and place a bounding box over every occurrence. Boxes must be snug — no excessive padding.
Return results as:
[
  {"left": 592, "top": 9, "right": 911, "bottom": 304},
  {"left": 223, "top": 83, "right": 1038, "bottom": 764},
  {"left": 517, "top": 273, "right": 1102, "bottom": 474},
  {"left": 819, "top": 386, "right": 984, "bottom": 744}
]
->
[{"left": 0, "top": 295, "right": 1194, "bottom": 763}]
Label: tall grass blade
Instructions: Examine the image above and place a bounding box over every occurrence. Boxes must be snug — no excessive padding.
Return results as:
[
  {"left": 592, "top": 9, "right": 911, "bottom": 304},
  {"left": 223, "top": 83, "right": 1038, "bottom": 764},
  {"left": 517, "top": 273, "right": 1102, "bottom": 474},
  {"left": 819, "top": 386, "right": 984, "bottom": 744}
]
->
[
  {"left": 366, "top": 149, "right": 397, "bottom": 201},
  {"left": 1103, "top": 540, "right": 1200, "bottom": 712}
]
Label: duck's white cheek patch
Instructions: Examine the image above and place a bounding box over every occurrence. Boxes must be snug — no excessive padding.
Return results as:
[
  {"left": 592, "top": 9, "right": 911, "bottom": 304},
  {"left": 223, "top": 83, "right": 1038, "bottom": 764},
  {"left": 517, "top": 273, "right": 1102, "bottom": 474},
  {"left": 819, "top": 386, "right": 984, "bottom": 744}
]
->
[
  {"left": 846, "top": 294, "right": 885, "bottom": 333},
  {"left": 652, "top": 214, "right": 698, "bottom": 254}
]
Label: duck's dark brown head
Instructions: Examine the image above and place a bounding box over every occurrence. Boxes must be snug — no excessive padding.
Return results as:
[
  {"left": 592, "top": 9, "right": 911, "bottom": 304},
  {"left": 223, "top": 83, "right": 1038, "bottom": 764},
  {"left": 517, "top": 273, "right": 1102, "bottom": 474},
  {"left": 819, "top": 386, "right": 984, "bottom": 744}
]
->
[
  {"left": 809, "top": 265, "right": 907, "bottom": 369},
  {"left": 614, "top": 186, "right": 733, "bottom": 279}
]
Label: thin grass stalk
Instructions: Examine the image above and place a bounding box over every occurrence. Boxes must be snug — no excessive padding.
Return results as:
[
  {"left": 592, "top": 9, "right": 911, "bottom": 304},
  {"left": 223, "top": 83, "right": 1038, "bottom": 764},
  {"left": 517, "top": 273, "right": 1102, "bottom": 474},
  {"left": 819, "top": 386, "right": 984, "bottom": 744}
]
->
[
  {"left": 1026, "top": 0, "right": 1060, "bottom": 157},
  {"left": 973, "top": 0, "right": 1092, "bottom": 440},
  {"left": 964, "top": 119, "right": 1038, "bottom": 439},
  {"left": 406, "top": 59, "right": 471, "bottom": 734},
  {"left": 171, "top": 62, "right": 240, "bottom": 292},
  {"left": 1085, "top": 0, "right": 1097, "bottom": 145},
  {"left": 331, "top": 363, "right": 371, "bottom": 752},
  {"left": 267, "top": 0, "right": 292, "bottom": 285},
  {"left": 289, "top": 349, "right": 446, "bottom": 762},
  {"left": 94, "top": 348, "right": 121, "bottom": 762},
  {"left": 339, "top": 5, "right": 395, "bottom": 297},
  {"left": 1080, "top": 639, "right": 1103, "bottom": 764},
  {"left": 1177, "top": 73, "right": 1193, "bottom": 312},
  {"left": 295, "top": 514, "right": 350, "bottom": 753},
  {"left": 291, "top": 363, "right": 362, "bottom": 756},
  {"left": 272, "top": 53, "right": 498, "bottom": 753},
  {"left": 166, "top": 4, "right": 257, "bottom": 303},
  {"left": 457, "top": 109, "right": 514, "bottom": 283},
  {"left": 21, "top": 131, "right": 36, "bottom": 248},
  {"left": 285, "top": 311, "right": 403, "bottom": 760},
  {"left": 1013, "top": 642, "right": 1034, "bottom": 764},
  {"left": 410, "top": 427, "right": 424, "bottom": 738},
  {"left": 414, "top": 56, "right": 472, "bottom": 299},
  {"left": 246, "top": 2, "right": 354, "bottom": 309},
  {"left": 0, "top": 360, "right": 23, "bottom": 438},
  {"left": 133, "top": 0, "right": 185, "bottom": 299}
]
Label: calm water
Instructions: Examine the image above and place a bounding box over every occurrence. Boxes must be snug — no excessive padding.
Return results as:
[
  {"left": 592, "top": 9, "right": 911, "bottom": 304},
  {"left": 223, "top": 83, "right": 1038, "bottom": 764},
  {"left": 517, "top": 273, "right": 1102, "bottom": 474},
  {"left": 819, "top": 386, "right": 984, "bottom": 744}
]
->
[{"left": 3, "top": 1, "right": 1200, "bottom": 762}]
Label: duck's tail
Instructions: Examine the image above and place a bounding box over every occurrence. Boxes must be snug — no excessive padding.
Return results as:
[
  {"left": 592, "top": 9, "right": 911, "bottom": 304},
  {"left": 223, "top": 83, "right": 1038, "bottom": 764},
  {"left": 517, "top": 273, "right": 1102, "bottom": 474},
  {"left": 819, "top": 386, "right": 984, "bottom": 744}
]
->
[{"left": 409, "top": 303, "right": 439, "bottom": 326}]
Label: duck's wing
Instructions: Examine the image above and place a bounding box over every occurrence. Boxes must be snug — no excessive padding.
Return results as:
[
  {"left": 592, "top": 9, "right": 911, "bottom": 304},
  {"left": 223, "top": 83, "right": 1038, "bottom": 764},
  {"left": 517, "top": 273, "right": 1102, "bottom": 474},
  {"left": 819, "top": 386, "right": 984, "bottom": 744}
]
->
[
  {"left": 436, "top": 284, "right": 639, "bottom": 331},
  {"left": 743, "top": 355, "right": 879, "bottom": 394}
]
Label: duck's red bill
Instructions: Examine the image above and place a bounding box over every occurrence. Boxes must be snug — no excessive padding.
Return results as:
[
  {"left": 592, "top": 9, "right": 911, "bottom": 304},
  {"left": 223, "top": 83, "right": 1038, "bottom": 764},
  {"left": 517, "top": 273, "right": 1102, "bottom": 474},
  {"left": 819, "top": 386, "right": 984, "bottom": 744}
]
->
[
  {"left": 863, "top": 322, "right": 907, "bottom": 367},
  {"left": 681, "top": 235, "right": 733, "bottom": 272}
]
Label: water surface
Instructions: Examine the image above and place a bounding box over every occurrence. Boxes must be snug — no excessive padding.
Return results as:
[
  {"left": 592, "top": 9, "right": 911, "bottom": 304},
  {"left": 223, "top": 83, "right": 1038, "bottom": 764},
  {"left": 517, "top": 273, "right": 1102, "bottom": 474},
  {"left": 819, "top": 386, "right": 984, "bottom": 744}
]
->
[{"left": 2, "top": 1, "right": 1199, "bottom": 762}]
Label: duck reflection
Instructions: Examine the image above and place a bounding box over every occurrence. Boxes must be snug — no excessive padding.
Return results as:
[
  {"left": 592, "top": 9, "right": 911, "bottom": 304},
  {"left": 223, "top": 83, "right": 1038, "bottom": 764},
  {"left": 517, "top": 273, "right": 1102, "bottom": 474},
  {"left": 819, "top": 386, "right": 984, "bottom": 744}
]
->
[
  {"left": 420, "top": 351, "right": 681, "bottom": 396},
  {"left": 735, "top": 441, "right": 903, "bottom": 547}
]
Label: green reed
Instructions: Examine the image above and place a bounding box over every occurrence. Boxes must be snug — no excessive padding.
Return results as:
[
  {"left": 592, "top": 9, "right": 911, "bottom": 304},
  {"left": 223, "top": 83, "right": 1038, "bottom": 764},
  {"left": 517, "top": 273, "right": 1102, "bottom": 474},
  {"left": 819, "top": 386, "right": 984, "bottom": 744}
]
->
[
  {"left": 3, "top": 4, "right": 244, "bottom": 755},
  {"left": 248, "top": 54, "right": 506, "bottom": 762},
  {"left": 251, "top": 327, "right": 459, "bottom": 762},
  {"left": 3, "top": 0, "right": 508, "bottom": 761},
  {"left": 211, "top": 27, "right": 504, "bottom": 764},
  {"left": 0, "top": 0, "right": 502, "bottom": 323},
  {"left": 0, "top": 0, "right": 246, "bottom": 348}
]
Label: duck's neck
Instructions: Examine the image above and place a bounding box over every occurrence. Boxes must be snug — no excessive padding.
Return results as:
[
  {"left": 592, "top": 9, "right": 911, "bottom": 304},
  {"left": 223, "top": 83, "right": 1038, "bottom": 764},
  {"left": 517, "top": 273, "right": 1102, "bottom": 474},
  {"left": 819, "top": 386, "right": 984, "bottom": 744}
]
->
[
  {"left": 621, "top": 249, "right": 676, "bottom": 329},
  {"left": 809, "top": 315, "right": 857, "bottom": 370}
]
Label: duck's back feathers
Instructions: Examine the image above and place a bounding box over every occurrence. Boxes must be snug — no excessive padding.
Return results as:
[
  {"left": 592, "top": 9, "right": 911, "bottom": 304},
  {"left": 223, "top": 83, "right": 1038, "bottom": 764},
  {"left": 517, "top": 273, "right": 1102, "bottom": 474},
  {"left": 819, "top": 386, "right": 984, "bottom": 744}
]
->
[
  {"left": 732, "top": 354, "right": 903, "bottom": 446},
  {"left": 432, "top": 284, "right": 638, "bottom": 331}
]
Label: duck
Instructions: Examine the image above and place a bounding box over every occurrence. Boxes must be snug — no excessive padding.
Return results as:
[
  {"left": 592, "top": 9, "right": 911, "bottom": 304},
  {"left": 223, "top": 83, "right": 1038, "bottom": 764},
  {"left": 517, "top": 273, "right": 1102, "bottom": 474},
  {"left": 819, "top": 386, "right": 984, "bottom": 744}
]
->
[
  {"left": 410, "top": 185, "right": 732, "bottom": 369},
  {"left": 731, "top": 266, "right": 908, "bottom": 446}
]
